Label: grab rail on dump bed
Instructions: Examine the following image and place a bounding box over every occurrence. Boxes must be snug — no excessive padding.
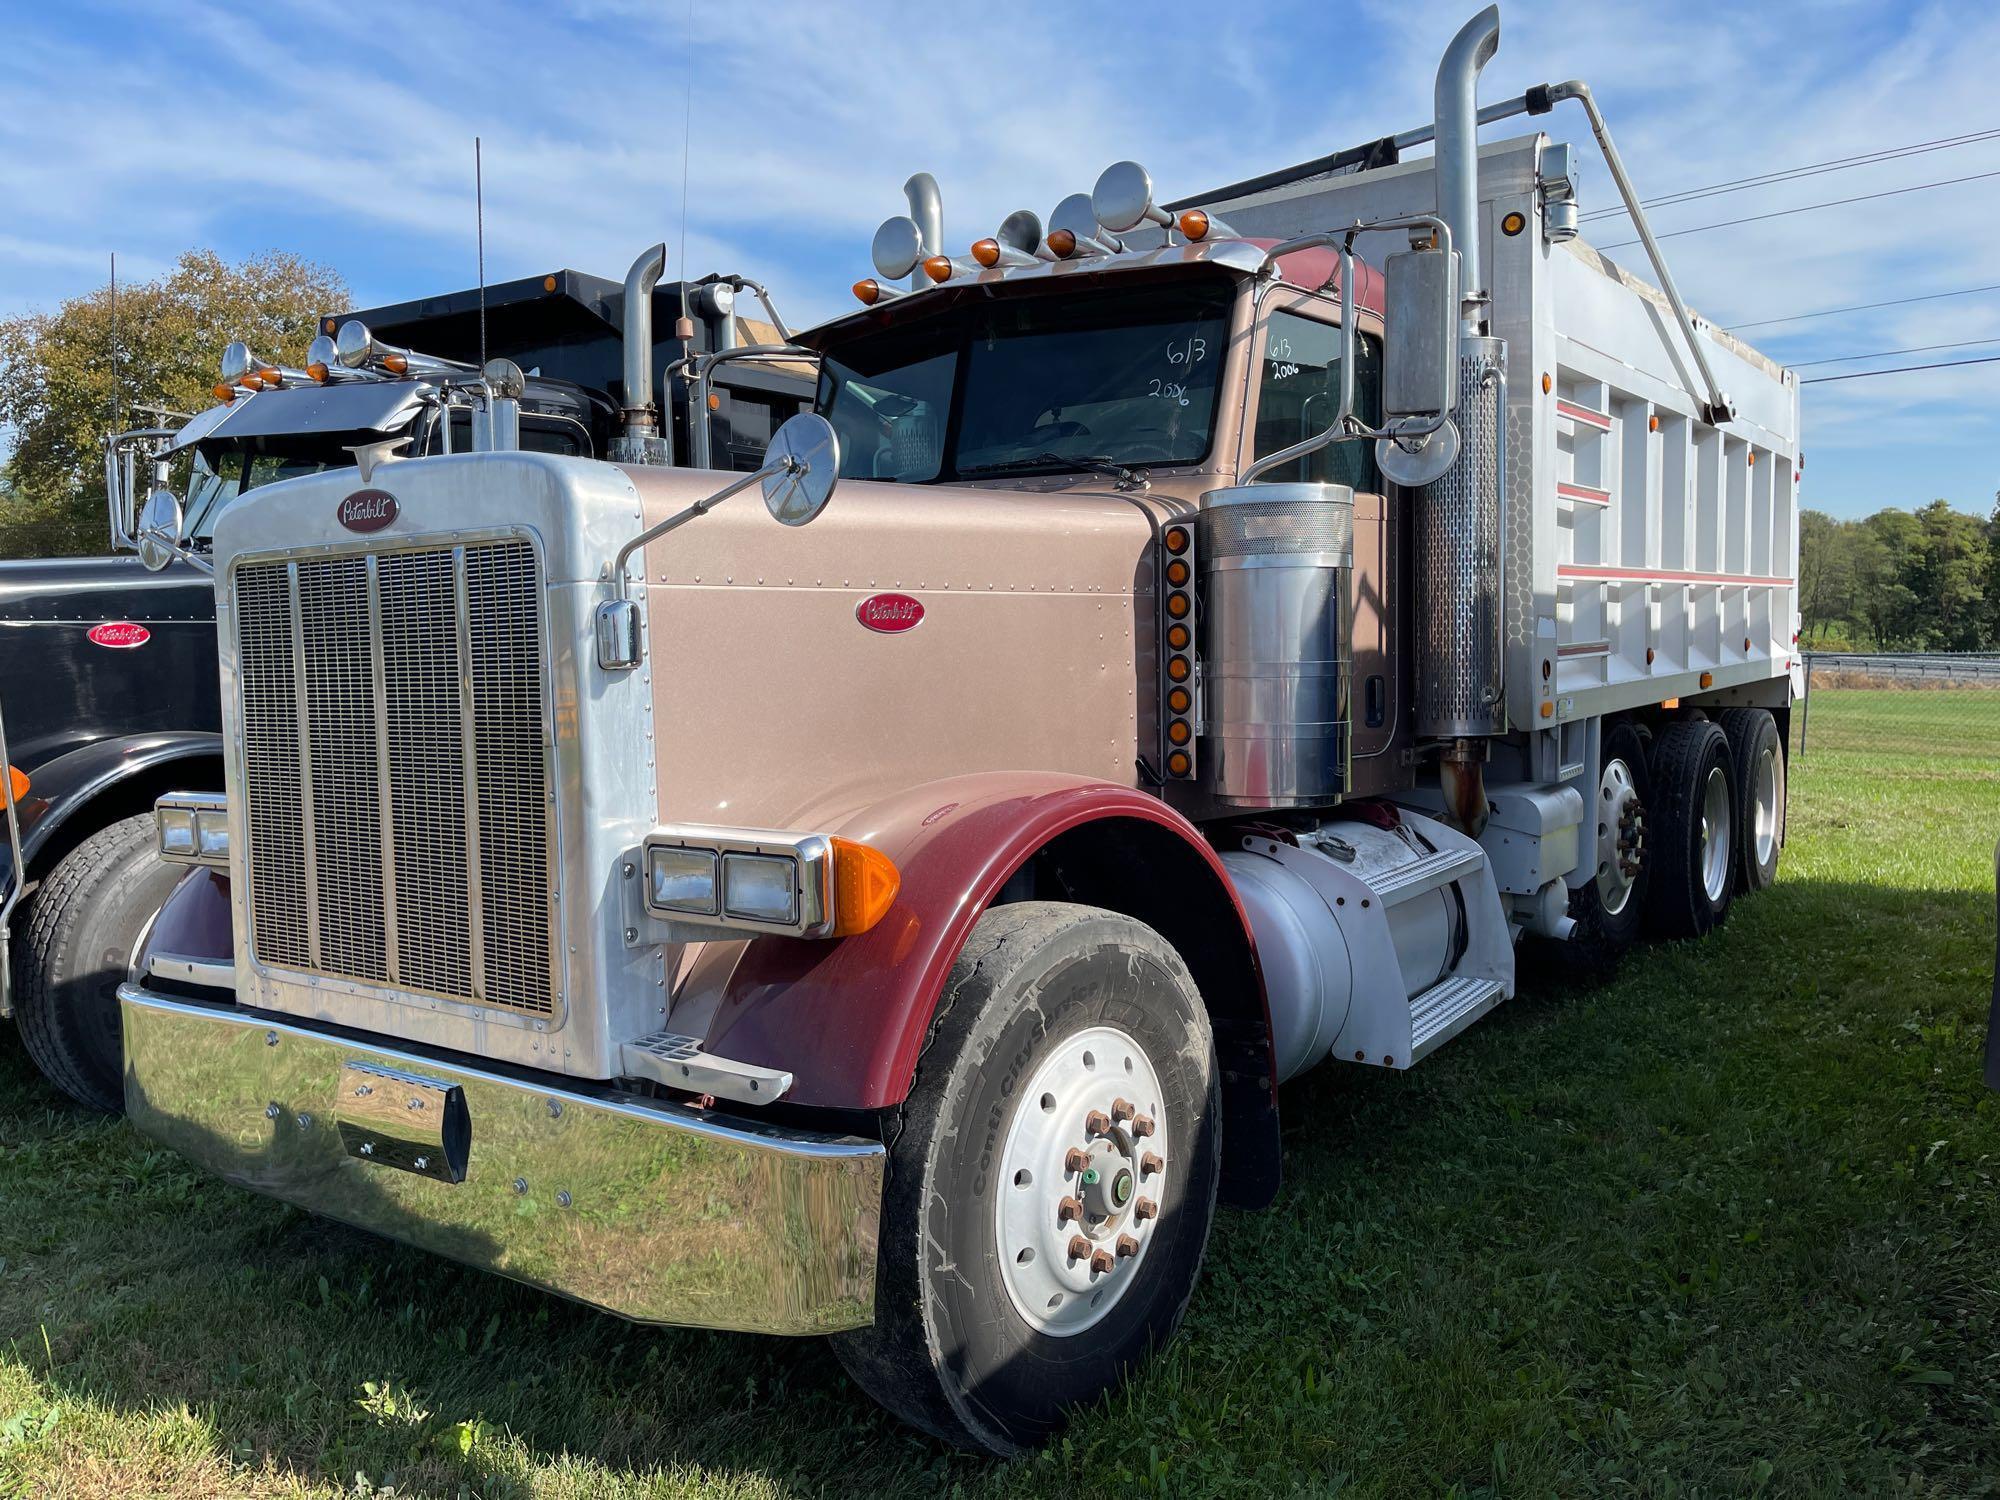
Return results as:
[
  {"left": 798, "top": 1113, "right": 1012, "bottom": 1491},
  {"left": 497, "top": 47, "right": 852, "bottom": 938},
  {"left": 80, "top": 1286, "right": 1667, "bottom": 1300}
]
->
[{"left": 1176, "top": 71, "right": 1739, "bottom": 429}]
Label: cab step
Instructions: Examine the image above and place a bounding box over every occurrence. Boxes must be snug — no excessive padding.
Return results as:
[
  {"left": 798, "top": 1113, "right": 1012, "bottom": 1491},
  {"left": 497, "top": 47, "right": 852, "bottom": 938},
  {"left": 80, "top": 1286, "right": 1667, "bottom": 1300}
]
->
[
  {"left": 1408, "top": 974, "right": 1508, "bottom": 1061},
  {"left": 1370, "top": 845, "right": 1486, "bottom": 907},
  {"left": 621, "top": 1032, "right": 794, "bottom": 1106}
]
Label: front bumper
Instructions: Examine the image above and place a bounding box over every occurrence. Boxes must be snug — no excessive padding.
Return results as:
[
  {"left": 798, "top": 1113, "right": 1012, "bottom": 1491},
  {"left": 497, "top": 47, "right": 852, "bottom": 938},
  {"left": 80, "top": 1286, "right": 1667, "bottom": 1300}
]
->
[{"left": 119, "top": 987, "right": 884, "bottom": 1335}]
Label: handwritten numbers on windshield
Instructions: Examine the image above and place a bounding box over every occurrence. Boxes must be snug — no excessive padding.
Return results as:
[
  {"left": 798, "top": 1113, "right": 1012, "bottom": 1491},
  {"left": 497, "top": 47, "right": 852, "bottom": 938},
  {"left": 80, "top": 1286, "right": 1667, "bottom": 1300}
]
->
[{"left": 1149, "top": 333, "right": 1207, "bottom": 406}]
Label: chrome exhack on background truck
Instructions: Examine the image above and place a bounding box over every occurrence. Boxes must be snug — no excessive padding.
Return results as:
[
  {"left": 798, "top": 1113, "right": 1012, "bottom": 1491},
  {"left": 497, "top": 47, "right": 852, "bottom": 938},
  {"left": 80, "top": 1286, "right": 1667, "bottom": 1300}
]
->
[{"left": 115, "top": 8, "right": 1799, "bottom": 1452}]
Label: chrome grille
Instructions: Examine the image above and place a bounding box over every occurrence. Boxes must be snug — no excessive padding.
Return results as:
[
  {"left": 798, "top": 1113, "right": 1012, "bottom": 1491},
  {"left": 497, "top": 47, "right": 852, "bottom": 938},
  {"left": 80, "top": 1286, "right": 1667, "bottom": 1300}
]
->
[{"left": 234, "top": 539, "right": 554, "bottom": 1017}]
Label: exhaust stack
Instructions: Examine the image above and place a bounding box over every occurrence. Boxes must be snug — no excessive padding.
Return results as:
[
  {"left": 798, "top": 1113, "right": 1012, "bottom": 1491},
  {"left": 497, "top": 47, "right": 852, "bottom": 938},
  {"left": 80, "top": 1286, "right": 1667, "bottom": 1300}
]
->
[
  {"left": 613, "top": 243, "right": 670, "bottom": 466},
  {"left": 1419, "top": 5, "right": 1506, "bottom": 835},
  {"left": 904, "top": 174, "right": 943, "bottom": 291},
  {"left": 1436, "top": 6, "right": 1499, "bottom": 333}
]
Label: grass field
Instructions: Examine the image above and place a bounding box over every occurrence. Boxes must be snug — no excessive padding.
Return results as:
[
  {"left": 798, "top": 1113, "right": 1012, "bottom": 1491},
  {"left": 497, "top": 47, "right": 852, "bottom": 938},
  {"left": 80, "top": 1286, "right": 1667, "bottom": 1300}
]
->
[{"left": 2, "top": 689, "right": 1997, "bottom": 1497}]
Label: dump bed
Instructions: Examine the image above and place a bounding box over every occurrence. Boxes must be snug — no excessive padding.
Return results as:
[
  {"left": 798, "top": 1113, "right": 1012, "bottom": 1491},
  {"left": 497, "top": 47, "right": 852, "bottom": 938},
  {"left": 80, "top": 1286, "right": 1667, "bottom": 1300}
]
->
[{"left": 1208, "top": 135, "right": 1801, "bottom": 733}]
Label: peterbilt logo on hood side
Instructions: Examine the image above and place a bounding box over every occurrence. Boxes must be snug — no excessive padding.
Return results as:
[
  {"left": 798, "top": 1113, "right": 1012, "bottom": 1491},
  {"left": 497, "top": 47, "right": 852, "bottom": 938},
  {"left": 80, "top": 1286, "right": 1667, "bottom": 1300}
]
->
[
  {"left": 856, "top": 593, "right": 924, "bottom": 633},
  {"left": 337, "top": 489, "right": 399, "bottom": 533},
  {"left": 86, "top": 621, "right": 150, "bottom": 649}
]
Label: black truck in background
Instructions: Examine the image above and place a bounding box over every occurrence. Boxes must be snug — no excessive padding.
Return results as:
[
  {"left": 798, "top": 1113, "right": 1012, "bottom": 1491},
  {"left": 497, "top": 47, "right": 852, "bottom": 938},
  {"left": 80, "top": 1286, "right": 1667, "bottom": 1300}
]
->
[{"left": 0, "top": 251, "right": 812, "bottom": 1108}]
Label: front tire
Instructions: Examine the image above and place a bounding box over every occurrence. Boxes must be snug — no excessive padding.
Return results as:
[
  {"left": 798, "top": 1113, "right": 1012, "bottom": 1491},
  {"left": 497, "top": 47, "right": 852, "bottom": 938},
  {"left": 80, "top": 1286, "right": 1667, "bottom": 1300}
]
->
[
  {"left": 1645, "top": 720, "right": 1736, "bottom": 939},
  {"left": 13, "top": 814, "right": 178, "bottom": 1112},
  {"left": 833, "top": 902, "right": 1220, "bottom": 1454}
]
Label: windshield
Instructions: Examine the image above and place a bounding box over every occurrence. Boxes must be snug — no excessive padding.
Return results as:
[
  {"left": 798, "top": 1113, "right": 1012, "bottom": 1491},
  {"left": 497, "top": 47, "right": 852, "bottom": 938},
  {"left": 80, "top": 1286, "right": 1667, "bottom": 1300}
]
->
[
  {"left": 816, "top": 276, "right": 1237, "bottom": 483},
  {"left": 182, "top": 449, "right": 339, "bottom": 541}
]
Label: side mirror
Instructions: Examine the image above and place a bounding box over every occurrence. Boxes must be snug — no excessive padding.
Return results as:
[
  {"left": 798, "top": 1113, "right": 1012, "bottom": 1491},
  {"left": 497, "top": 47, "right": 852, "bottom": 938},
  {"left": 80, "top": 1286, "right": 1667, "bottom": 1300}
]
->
[
  {"left": 135, "top": 487, "right": 185, "bottom": 572},
  {"left": 1372, "top": 242, "right": 1462, "bottom": 487},
  {"left": 761, "top": 413, "right": 840, "bottom": 527},
  {"left": 596, "top": 414, "right": 843, "bottom": 670}
]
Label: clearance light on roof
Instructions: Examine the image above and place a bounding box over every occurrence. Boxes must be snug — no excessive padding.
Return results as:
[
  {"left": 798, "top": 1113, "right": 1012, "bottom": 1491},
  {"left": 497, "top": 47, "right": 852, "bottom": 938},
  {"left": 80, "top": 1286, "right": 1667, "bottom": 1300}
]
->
[
  {"left": 1175, "top": 208, "right": 1238, "bottom": 243},
  {"left": 1161, "top": 523, "right": 1198, "bottom": 780},
  {"left": 921, "top": 255, "right": 955, "bottom": 284},
  {"left": 970, "top": 236, "right": 1039, "bottom": 269},
  {"left": 852, "top": 278, "right": 906, "bottom": 306}
]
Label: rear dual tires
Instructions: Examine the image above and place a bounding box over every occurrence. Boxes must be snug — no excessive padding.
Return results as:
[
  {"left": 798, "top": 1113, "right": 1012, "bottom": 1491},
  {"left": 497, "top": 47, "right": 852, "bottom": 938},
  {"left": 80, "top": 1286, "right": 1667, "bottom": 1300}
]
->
[
  {"left": 1715, "top": 707, "right": 1783, "bottom": 893},
  {"left": 833, "top": 902, "right": 1219, "bottom": 1455},
  {"left": 13, "top": 814, "right": 176, "bottom": 1112},
  {"left": 1645, "top": 719, "right": 1736, "bottom": 939}
]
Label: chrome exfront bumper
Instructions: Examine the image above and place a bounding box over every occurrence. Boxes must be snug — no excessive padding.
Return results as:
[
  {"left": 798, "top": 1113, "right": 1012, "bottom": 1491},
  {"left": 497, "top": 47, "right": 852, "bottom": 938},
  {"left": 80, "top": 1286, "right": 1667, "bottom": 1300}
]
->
[{"left": 118, "top": 987, "right": 883, "bottom": 1335}]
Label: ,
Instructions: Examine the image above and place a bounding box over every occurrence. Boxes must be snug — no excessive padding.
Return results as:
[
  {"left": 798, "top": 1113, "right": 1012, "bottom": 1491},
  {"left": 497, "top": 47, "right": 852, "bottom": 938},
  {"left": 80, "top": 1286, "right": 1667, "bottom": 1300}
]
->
[{"left": 103, "top": 3, "right": 1798, "bottom": 1454}]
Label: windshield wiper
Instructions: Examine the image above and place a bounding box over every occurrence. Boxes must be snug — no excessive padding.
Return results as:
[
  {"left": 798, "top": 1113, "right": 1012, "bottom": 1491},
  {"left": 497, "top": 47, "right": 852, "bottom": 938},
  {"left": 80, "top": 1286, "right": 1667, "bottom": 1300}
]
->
[{"left": 957, "top": 452, "right": 1151, "bottom": 490}]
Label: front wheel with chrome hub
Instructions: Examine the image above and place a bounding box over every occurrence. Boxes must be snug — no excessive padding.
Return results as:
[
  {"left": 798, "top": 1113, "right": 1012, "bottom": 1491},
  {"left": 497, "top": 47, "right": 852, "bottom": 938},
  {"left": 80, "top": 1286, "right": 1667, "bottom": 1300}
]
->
[{"left": 833, "top": 902, "right": 1219, "bottom": 1455}]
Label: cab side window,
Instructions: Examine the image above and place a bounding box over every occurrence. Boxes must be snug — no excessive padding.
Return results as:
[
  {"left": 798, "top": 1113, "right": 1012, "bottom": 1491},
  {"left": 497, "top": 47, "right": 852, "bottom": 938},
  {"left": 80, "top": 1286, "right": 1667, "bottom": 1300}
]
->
[{"left": 1252, "top": 311, "right": 1383, "bottom": 491}]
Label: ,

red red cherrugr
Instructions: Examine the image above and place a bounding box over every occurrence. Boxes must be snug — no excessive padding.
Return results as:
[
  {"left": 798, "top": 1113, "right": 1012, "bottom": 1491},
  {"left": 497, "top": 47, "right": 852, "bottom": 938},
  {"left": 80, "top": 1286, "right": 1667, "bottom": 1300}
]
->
[
  {"left": 856, "top": 592, "right": 924, "bottom": 632},
  {"left": 337, "top": 489, "right": 399, "bottom": 533},
  {"left": 86, "top": 622, "right": 150, "bottom": 649}
]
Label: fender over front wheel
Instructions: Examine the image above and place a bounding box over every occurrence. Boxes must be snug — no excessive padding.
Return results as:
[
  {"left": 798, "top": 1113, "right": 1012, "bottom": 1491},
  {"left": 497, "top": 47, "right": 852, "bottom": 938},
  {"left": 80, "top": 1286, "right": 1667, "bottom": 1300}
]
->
[{"left": 832, "top": 901, "right": 1220, "bottom": 1454}]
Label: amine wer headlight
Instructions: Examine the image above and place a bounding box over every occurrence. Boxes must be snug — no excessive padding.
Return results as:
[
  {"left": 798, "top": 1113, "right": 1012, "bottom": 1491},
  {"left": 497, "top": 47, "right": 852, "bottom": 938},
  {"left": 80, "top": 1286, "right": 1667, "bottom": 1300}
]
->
[
  {"left": 154, "top": 792, "right": 230, "bottom": 869},
  {"left": 641, "top": 826, "right": 901, "bottom": 941}
]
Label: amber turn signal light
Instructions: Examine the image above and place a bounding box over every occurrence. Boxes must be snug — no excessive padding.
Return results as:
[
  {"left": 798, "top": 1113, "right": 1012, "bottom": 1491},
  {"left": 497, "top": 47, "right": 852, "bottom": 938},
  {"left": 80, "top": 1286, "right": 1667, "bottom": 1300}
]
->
[
  {"left": 853, "top": 278, "right": 884, "bottom": 305},
  {"left": 1167, "top": 751, "right": 1191, "bottom": 777},
  {"left": 1177, "top": 209, "right": 1211, "bottom": 242},
  {"left": 1166, "top": 593, "right": 1190, "bottom": 619},
  {"left": 1168, "top": 720, "right": 1191, "bottom": 746},
  {"left": 1163, "top": 525, "right": 1189, "bottom": 555},
  {"left": 1168, "top": 687, "right": 1191, "bottom": 714},
  {"left": 1501, "top": 210, "right": 1527, "bottom": 236},
  {"left": 306, "top": 361, "right": 330, "bottom": 383},
  {"left": 1167, "top": 656, "right": 1190, "bottom": 682},
  {"left": 1166, "top": 559, "right": 1190, "bottom": 586},
  {"left": 212, "top": 382, "right": 234, "bottom": 402},
  {"left": 970, "top": 238, "right": 1002, "bottom": 268},
  {"left": 382, "top": 352, "right": 409, "bottom": 375},
  {"left": 828, "top": 837, "right": 900, "bottom": 937},
  {"left": 4, "top": 764, "right": 27, "bottom": 808},
  {"left": 1167, "top": 623, "right": 1190, "bottom": 650},
  {"left": 1047, "top": 228, "right": 1078, "bottom": 258},
  {"left": 922, "top": 255, "right": 953, "bottom": 284}
]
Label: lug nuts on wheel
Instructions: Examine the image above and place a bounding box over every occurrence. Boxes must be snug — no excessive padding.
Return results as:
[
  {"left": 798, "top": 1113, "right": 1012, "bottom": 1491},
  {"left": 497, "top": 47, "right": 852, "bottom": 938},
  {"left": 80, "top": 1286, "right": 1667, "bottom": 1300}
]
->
[
  {"left": 1131, "top": 1114, "right": 1156, "bottom": 1138},
  {"left": 1089, "top": 1248, "right": 1115, "bottom": 1275},
  {"left": 1116, "top": 1233, "right": 1139, "bottom": 1258},
  {"left": 1111, "top": 1097, "right": 1135, "bottom": 1123},
  {"left": 1068, "top": 1234, "right": 1091, "bottom": 1262},
  {"left": 1133, "top": 1196, "right": 1159, "bottom": 1222},
  {"left": 1141, "top": 1152, "right": 1163, "bottom": 1178},
  {"left": 1065, "top": 1147, "right": 1090, "bottom": 1173},
  {"left": 1057, "top": 1195, "right": 1083, "bottom": 1224},
  {"left": 1085, "top": 1109, "right": 1110, "bottom": 1135}
]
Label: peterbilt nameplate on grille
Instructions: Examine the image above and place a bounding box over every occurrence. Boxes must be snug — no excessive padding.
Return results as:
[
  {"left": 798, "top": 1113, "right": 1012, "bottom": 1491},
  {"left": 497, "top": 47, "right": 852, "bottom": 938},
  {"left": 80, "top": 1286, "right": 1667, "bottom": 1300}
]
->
[
  {"left": 337, "top": 489, "right": 400, "bottom": 533},
  {"left": 336, "top": 1061, "right": 470, "bottom": 1182}
]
